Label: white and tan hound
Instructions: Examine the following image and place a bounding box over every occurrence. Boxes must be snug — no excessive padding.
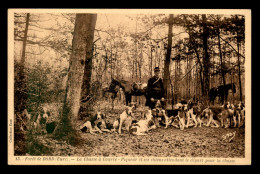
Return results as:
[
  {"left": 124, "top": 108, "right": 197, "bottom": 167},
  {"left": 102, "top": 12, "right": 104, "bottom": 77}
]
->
[{"left": 130, "top": 109, "right": 156, "bottom": 135}]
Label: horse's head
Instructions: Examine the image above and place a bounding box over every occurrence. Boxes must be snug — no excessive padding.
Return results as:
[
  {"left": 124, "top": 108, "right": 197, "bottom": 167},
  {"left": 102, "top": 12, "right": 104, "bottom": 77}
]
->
[
  {"left": 109, "top": 79, "right": 120, "bottom": 93},
  {"left": 133, "top": 82, "right": 139, "bottom": 91}
]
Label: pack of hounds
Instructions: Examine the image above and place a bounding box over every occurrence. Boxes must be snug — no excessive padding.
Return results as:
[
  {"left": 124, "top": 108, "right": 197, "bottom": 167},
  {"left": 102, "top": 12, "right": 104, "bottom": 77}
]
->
[
  {"left": 17, "top": 99, "right": 245, "bottom": 137},
  {"left": 16, "top": 107, "right": 51, "bottom": 134},
  {"left": 78, "top": 100, "right": 245, "bottom": 136}
]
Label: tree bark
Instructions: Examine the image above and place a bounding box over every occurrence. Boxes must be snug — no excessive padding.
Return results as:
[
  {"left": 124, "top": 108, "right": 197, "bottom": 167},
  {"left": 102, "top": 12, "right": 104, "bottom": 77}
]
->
[
  {"left": 217, "top": 24, "right": 226, "bottom": 87},
  {"left": 80, "top": 14, "right": 98, "bottom": 119},
  {"left": 163, "top": 14, "right": 173, "bottom": 99},
  {"left": 237, "top": 35, "right": 243, "bottom": 102},
  {"left": 202, "top": 14, "right": 210, "bottom": 103},
  {"left": 14, "top": 13, "right": 30, "bottom": 155},
  {"left": 15, "top": 13, "right": 30, "bottom": 113},
  {"left": 217, "top": 17, "right": 226, "bottom": 102},
  {"left": 54, "top": 14, "right": 97, "bottom": 142},
  {"left": 150, "top": 45, "right": 153, "bottom": 77}
]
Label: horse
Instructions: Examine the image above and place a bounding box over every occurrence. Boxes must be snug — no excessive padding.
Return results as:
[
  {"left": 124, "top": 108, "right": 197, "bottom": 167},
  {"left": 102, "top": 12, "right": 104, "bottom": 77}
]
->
[
  {"left": 209, "top": 87, "right": 219, "bottom": 105},
  {"left": 101, "top": 85, "right": 120, "bottom": 104},
  {"left": 108, "top": 78, "right": 147, "bottom": 106},
  {"left": 209, "top": 83, "right": 236, "bottom": 105}
]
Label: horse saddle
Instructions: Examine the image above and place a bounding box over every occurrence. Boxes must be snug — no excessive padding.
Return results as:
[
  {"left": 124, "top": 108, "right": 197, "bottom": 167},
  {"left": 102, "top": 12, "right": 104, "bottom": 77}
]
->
[{"left": 133, "top": 83, "right": 147, "bottom": 91}]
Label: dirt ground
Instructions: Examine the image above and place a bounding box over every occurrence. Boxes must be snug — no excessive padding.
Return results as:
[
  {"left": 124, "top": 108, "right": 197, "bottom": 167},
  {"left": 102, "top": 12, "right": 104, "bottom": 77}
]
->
[
  {"left": 39, "top": 101, "right": 245, "bottom": 158},
  {"left": 74, "top": 126, "right": 244, "bottom": 158}
]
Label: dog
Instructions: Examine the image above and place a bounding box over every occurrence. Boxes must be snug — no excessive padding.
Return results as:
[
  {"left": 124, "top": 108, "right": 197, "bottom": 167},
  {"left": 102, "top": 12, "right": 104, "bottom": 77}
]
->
[
  {"left": 219, "top": 110, "right": 231, "bottom": 128},
  {"left": 185, "top": 101, "right": 204, "bottom": 128},
  {"left": 32, "top": 107, "right": 49, "bottom": 134},
  {"left": 202, "top": 102, "right": 234, "bottom": 128},
  {"left": 201, "top": 107, "right": 220, "bottom": 128},
  {"left": 151, "top": 100, "right": 169, "bottom": 128},
  {"left": 101, "top": 115, "right": 127, "bottom": 133},
  {"left": 217, "top": 102, "right": 237, "bottom": 128},
  {"left": 177, "top": 104, "right": 186, "bottom": 130},
  {"left": 191, "top": 102, "right": 205, "bottom": 127},
  {"left": 94, "top": 111, "right": 106, "bottom": 120},
  {"left": 166, "top": 102, "right": 188, "bottom": 130},
  {"left": 102, "top": 104, "right": 137, "bottom": 133},
  {"left": 227, "top": 102, "right": 236, "bottom": 127},
  {"left": 130, "top": 109, "right": 156, "bottom": 135},
  {"left": 15, "top": 109, "right": 32, "bottom": 131},
  {"left": 176, "top": 103, "right": 188, "bottom": 130},
  {"left": 166, "top": 102, "right": 190, "bottom": 129},
  {"left": 22, "top": 109, "right": 32, "bottom": 130},
  {"left": 169, "top": 116, "right": 181, "bottom": 129},
  {"left": 233, "top": 101, "right": 245, "bottom": 127},
  {"left": 118, "top": 105, "right": 135, "bottom": 134},
  {"left": 79, "top": 111, "right": 110, "bottom": 135},
  {"left": 110, "top": 117, "right": 120, "bottom": 132},
  {"left": 165, "top": 106, "right": 180, "bottom": 129}
]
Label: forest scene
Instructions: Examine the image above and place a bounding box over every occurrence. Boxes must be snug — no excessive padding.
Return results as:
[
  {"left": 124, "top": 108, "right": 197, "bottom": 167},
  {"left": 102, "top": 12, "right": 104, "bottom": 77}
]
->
[{"left": 12, "top": 11, "right": 246, "bottom": 159}]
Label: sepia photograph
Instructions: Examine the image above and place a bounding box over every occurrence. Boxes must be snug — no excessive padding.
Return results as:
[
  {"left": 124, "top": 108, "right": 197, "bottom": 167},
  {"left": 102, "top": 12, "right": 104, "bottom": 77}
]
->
[{"left": 8, "top": 9, "right": 251, "bottom": 165}]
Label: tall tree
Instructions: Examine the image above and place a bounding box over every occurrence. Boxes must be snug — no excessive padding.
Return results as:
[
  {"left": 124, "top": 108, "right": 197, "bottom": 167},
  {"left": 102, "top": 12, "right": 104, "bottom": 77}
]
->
[
  {"left": 163, "top": 14, "right": 173, "bottom": 99},
  {"left": 234, "top": 15, "right": 244, "bottom": 102},
  {"left": 216, "top": 16, "right": 227, "bottom": 89},
  {"left": 202, "top": 14, "right": 210, "bottom": 103},
  {"left": 15, "top": 13, "right": 30, "bottom": 113},
  {"left": 14, "top": 13, "right": 30, "bottom": 155},
  {"left": 183, "top": 14, "right": 204, "bottom": 99},
  {"left": 54, "top": 14, "right": 97, "bottom": 143},
  {"left": 80, "top": 14, "right": 98, "bottom": 118}
]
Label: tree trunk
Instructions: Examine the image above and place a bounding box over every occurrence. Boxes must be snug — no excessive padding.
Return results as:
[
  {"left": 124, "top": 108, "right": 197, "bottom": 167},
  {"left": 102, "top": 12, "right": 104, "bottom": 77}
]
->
[
  {"left": 202, "top": 14, "right": 210, "bottom": 103},
  {"left": 186, "top": 53, "right": 192, "bottom": 99},
  {"left": 174, "top": 59, "right": 177, "bottom": 102},
  {"left": 217, "top": 25, "right": 226, "bottom": 97},
  {"left": 139, "top": 50, "right": 142, "bottom": 82},
  {"left": 54, "top": 14, "right": 97, "bottom": 143},
  {"left": 150, "top": 46, "right": 153, "bottom": 77},
  {"left": 15, "top": 13, "right": 30, "bottom": 113},
  {"left": 237, "top": 35, "right": 243, "bottom": 102},
  {"left": 79, "top": 14, "right": 98, "bottom": 119},
  {"left": 132, "top": 59, "right": 135, "bottom": 81},
  {"left": 14, "top": 13, "right": 30, "bottom": 155},
  {"left": 217, "top": 30, "right": 225, "bottom": 84},
  {"left": 20, "top": 13, "right": 30, "bottom": 74},
  {"left": 163, "top": 14, "right": 173, "bottom": 99},
  {"left": 183, "top": 15, "right": 204, "bottom": 100}
]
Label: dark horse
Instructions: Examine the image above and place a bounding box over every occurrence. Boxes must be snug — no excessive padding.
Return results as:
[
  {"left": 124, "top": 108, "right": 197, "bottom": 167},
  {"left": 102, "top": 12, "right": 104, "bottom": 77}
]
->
[
  {"left": 209, "top": 83, "right": 236, "bottom": 105},
  {"left": 108, "top": 78, "right": 147, "bottom": 106},
  {"left": 102, "top": 84, "right": 120, "bottom": 100}
]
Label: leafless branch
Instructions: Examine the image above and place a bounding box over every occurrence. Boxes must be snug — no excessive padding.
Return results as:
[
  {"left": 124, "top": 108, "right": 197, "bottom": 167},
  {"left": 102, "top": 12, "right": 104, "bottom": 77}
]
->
[
  {"left": 61, "top": 13, "right": 75, "bottom": 25},
  {"left": 219, "top": 36, "right": 245, "bottom": 59}
]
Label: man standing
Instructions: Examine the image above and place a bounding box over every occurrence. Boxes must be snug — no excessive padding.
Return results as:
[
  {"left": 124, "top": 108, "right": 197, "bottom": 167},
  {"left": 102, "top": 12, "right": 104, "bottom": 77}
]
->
[{"left": 145, "top": 67, "right": 165, "bottom": 109}]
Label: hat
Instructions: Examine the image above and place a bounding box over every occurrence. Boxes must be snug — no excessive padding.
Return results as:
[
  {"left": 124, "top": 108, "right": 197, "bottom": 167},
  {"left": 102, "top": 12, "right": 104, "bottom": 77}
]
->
[{"left": 154, "top": 67, "right": 160, "bottom": 72}]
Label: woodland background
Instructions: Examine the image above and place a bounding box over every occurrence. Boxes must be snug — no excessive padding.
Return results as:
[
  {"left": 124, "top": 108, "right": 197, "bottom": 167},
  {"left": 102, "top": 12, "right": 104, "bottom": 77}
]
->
[{"left": 13, "top": 12, "right": 245, "bottom": 156}]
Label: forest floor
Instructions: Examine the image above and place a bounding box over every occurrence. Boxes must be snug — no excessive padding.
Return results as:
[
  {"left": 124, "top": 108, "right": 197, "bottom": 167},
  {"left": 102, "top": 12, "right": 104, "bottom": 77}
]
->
[{"left": 34, "top": 100, "right": 245, "bottom": 158}]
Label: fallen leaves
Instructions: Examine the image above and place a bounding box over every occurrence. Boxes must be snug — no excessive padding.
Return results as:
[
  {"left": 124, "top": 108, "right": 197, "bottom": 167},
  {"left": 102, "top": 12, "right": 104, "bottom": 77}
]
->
[{"left": 33, "top": 103, "right": 245, "bottom": 158}]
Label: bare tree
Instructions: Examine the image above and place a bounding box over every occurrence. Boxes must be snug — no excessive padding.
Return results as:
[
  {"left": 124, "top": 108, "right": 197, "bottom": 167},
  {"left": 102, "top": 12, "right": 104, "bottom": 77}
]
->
[
  {"left": 202, "top": 14, "right": 210, "bottom": 103},
  {"left": 15, "top": 13, "right": 30, "bottom": 113},
  {"left": 163, "top": 14, "right": 173, "bottom": 99}
]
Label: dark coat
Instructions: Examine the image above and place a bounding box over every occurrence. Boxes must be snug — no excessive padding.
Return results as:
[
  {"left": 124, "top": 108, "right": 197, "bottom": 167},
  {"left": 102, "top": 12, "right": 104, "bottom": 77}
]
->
[{"left": 145, "top": 76, "right": 165, "bottom": 109}]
